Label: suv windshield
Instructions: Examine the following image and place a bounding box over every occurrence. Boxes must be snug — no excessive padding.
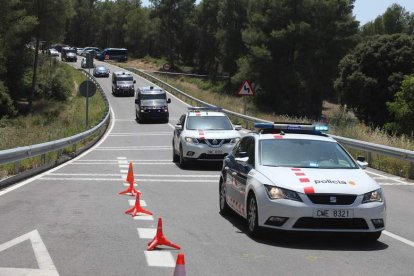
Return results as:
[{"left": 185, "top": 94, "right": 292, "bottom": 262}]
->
[
  {"left": 187, "top": 116, "right": 233, "bottom": 130},
  {"left": 117, "top": 76, "right": 133, "bottom": 82},
  {"left": 260, "top": 139, "right": 358, "bottom": 169},
  {"left": 141, "top": 93, "right": 166, "bottom": 100}
]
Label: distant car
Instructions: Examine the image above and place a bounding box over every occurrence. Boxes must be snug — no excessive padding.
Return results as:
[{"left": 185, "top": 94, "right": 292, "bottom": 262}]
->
[
  {"left": 93, "top": 66, "right": 110, "bottom": 78},
  {"left": 81, "top": 47, "right": 100, "bottom": 57},
  {"left": 47, "top": 48, "right": 59, "bottom": 57},
  {"left": 76, "top": 48, "right": 84, "bottom": 55},
  {"left": 61, "top": 47, "right": 77, "bottom": 62},
  {"left": 219, "top": 122, "right": 386, "bottom": 241}
]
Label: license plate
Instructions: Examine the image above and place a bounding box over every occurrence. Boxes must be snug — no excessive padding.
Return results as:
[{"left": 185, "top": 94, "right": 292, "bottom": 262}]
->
[
  {"left": 313, "top": 209, "right": 353, "bottom": 218},
  {"left": 207, "top": 150, "right": 223, "bottom": 154}
]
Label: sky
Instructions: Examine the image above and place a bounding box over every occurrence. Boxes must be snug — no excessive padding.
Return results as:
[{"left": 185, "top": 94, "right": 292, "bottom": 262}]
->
[{"left": 141, "top": 0, "right": 414, "bottom": 26}]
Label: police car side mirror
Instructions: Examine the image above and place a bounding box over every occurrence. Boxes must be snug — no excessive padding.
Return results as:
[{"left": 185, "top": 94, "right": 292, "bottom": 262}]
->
[
  {"left": 167, "top": 98, "right": 171, "bottom": 103},
  {"left": 357, "top": 160, "right": 368, "bottom": 169},
  {"left": 175, "top": 125, "right": 182, "bottom": 131},
  {"left": 234, "top": 125, "right": 242, "bottom": 131}
]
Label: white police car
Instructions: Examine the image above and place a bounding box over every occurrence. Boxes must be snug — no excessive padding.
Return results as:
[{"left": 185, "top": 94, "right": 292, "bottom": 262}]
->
[
  {"left": 172, "top": 107, "right": 242, "bottom": 167},
  {"left": 219, "top": 122, "right": 386, "bottom": 240}
]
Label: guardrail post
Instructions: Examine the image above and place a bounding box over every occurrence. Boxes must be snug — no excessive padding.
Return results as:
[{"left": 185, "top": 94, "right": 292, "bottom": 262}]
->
[
  {"left": 14, "top": 161, "right": 20, "bottom": 174},
  {"left": 72, "top": 143, "right": 77, "bottom": 156},
  {"left": 41, "top": 154, "right": 46, "bottom": 165},
  {"left": 409, "top": 161, "right": 414, "bottom": 179},
  {"left": 367, "top": 151, "right": 372, "bottom": 165}
]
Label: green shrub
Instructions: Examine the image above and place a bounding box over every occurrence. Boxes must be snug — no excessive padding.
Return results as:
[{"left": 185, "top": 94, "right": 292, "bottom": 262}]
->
[{"left": 0, "top": 81, "right": 16, "bottom": 118}]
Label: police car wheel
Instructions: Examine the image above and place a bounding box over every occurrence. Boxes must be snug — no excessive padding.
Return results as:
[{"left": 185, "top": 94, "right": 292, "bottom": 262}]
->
[
  {"left": 179, "top": 145, "right": 187, "bottom": 167},
  {"left": 219, "top": 179, "right": 230, "bottom": 215},
  {"left": 247, "top": 194, "right": 260, "bottom": 237}
]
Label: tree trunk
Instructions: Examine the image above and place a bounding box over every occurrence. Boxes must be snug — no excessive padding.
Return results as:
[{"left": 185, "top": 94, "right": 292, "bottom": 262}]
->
[{"left": 29, "top": 34, "right": 40, "bottom": 111}]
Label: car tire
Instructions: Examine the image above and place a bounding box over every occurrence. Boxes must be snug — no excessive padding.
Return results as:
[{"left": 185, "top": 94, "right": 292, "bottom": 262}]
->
[
  {"left": 135, "top": 110, "right": 139, "bottom": 121},
  {"left": 179, "top": 144, "right": 187, "bottom": 168},
  {"left": 219, "top": 178, "right": 230, "bottom": 215},
  {"left": 172, "top": 141, "right": 179, "bottom": 163},
  {"left": 247, "top": 194, "right": 261, "bottom": 237}
]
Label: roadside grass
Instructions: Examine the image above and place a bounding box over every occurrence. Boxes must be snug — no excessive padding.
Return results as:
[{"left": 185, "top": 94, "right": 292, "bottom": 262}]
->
[
  {"left": 0, "top": 61, "right": 107, "bottom": 178},
  {"left": 124, "top": 57, "right": 414, "bottom": 178}
]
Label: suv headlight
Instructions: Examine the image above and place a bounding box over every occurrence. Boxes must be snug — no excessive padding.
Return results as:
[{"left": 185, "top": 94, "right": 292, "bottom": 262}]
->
[
  {"left": 229, "top": 137, "right": 240, "bottom": 144},
  {"left": 185, "top": 137, "right": 199, "bottom": 144},
  {"left": 264, "top": 185, "right": 302, "bottom": 202},
  {"left": 362, "top": 189, "right": 383, "bottom": 203}
]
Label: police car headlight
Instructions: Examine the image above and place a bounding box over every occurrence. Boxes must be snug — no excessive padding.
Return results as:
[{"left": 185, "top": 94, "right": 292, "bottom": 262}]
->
[
  {"left": 230, "top": 138, "right": 240, "bottom": 144},
  {"left": 185, "top": 137, "right": 199, "bottom": 144},
  {"left": 264, "top": 185, "right": 302, "bottom": 202},
  {"left": 362, "top": 189, "right": 383, "bottom": 203}
]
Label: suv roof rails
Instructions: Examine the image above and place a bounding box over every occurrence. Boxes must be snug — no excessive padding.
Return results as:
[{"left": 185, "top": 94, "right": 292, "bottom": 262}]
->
[{"left": 254, "top": 122, "right": 329, "bottom": 135}]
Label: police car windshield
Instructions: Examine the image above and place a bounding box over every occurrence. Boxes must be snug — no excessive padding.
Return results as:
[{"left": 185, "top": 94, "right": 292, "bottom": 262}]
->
[
  {"left": 260, "top": 139, "right": 358, "bottom": 169},
  {"left": 187, "top": 116, "right": 233, "bottom": 130},
  {"left": 141, "top": 93, "right": 166, "bottom": 100},
  {"left": 117, "top": 76, "right": 133, "bottom": 82}
]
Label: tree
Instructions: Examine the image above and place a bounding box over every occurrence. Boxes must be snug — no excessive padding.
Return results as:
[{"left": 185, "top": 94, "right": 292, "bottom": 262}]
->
[
  {"left": 335, "top": 34, "right": 414, "bottom": 127},
  {"left": 234, "top": 0, "right": 358, "bottom": 118},
  {"left": 360, "top": 4, "right": 414, "bottom": 36},
  {"left": 150, "top": 0, "right": 197, "bottom": 67},
  {"left": 386, "top": 76, "right": 414, "bottom": 135},
  {"left": 123, "top": 7, "right": 152, "bottom": 57},
  {"left": 22, "top": 0, "right": 75, "bottom": 110}
]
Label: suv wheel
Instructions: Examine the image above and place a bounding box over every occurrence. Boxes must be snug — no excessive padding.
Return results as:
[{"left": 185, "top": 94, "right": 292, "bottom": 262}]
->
[
  {"left": 179, "top": 145, "right": 186, "bottom": 168},
  {"left": 172, "top": 141, "right": 179, "bottom": 162},
  {"left": 219, "top": 179, "right": 230, "bottom": 215},
  {"left": 247, "top": 194, "right": 260, "bottom": 237}
]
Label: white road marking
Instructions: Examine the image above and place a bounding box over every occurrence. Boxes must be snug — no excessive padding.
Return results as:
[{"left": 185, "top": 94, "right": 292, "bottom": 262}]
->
[
  {"left": 0, "top": 229, "right": 59, "bottom": 276},
  {"left": 137, "top": 228, "right": 156, "bottom": 239},
  {"left": 383, "top": 231, "right": 414, "bottom": 248},
  {"left": 76, "top": 159, "right": 172, "bottom": 162},
  {"left": 96, "top": 147, "right": 172, "bottom": 151},
  {"left": 120, "top": 170, "right": 128, "bottom": 174},
  {"left": 48, "top": 173, "right": 219, "bottom": 178},
  {"left": 366, "top": 170, "right": 412, "bottom": 185},
  {"left": 39, "top": 178, "right": 217, "bottom": 182},
  {"left": 114, "top": 119, "right": 135, "bottom": 121},
  {"left": 380, "top": 183, "right": 412, "bottom": 186},
  {"left": 116, "top": 157, "right": 127, "bottom": 160},
  {"left": 133, "top": 216, "right": 154, "bottom": 221},
  {"left": 0, "top": 107, "right": 116, "bottom": 197},
  {"left": 119, "top": 165, "right": 129, "bottom": 168},
  {"left": 129, "top": 199, "right": 147, "bottom": 206},
  {"left": 144, "top": 251, "right": 175, "bottom": 267},
  {"left": 124, "top": 183, "right": 138, "bottom": 187}
]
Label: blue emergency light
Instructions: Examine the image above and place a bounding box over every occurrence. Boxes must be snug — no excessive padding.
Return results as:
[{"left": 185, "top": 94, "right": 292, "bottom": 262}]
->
[{"left": 254, "top": 122, "right": 329, "bottom": 134}]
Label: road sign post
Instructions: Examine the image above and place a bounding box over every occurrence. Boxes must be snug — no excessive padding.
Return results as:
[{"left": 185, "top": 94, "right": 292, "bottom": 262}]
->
[{"left": 235, "top": 80, "right": 255, "bottom": 115}]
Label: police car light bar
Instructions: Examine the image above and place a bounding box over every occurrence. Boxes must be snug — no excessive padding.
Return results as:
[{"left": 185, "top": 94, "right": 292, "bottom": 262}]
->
[
  {"left": 254, "top": 122, "right": 329, "bottom": 133},
  {"left": 188, "top": 106, "right": 222, "bottom": 112}
]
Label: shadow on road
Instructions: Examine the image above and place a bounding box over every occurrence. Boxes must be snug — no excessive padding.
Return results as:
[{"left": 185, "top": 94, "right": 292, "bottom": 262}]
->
[
  {"left": 173, "top": 161, "right": 222, "bottom": 171},
  {"left": 220, "top": 211, "right": 388, "bottom": 251}
]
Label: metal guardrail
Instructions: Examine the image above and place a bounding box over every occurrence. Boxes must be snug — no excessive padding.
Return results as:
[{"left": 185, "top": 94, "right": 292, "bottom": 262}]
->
[
  {"left": 127, "top": 67, "right": 414, "bottom": 165},
  {"left": 0, "top": 70, "right": 110, "bottom": 169}
]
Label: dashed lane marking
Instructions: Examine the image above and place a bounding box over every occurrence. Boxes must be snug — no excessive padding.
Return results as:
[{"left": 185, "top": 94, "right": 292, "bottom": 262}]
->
[
  {"left": 137, "top": 228, "right": 157, "bottom": 239},
  {"left": 95, "top": 146, "right": 172, "bottom": 151},
  {"left": 109, "top": 132, "right": 171, "bottom": 136},
  {"left": 129, "top": 199, "right": 147, "bottom": 207},
  {"left": 133, "top": 216, "right": 154, "bottom": 221},
  {"left": 117, "top": 157, "right": 127, "bottom": 160},
  {"left": 366, "top": 170, "right": 413, "bottom": 186},
  {"left": 70, "top": 162, "right": 176, "bottom": 165},
  {"left": 144, "top": 251, "right": 175, "bottom": 267}
]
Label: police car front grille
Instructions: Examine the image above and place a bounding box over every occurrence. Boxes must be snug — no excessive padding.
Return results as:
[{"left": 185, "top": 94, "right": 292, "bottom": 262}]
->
[
  {"left": 307, "top": 194, "right": 357, "bottom": 205},
  {"left": 293, "top": 218, "right": 369, "bottom": 230}
]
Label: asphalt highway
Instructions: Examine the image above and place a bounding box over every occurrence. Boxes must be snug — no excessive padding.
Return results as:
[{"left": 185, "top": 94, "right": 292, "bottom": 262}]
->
[{"left": 0, "top": 57, "right": 413, "bottom": 276}]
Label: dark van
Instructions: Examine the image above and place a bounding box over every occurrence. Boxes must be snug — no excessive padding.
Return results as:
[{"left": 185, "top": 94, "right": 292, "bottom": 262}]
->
[
  {"left": 61, "top": 47, "right": 77, "bottom": 62},
  {"left": 112, "top": 71, "right": 135, "bottom": 96},
  {"left": 135, "top": 86, "right": 171, "bottom": 123},
  {"left": 96, "top": 48, "right": 127, "bottom": 62}
]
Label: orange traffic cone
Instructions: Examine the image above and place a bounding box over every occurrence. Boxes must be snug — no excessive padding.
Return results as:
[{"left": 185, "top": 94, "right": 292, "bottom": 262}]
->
[
  {"left": 173, "top": 253, "right": 186, "bottom": 276},
  {"left": 125, "top": 192, "right": 153, "bottom": 217},
  {"left": 147, "top": 218, "right": 181, "bottom": 251},
  {"left": 119, "top": 162, "right": 139, "bottom": 196}
]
